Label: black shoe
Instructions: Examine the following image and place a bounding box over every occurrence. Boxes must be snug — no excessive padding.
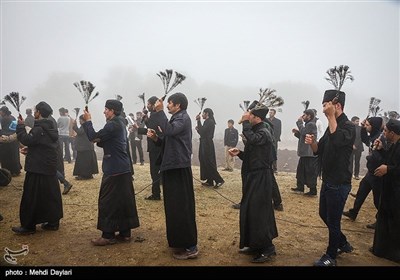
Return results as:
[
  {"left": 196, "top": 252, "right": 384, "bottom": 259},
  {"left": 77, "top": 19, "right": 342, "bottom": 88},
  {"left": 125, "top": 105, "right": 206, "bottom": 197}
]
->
[
  {"left": 145, "top": 194, "right": 161, "bottom": 201},
  {"left": 12, "top": 226, "right": 36, "bottom": 235},
  {"left": 337, "top": 242, "right": 353, "bottom": 254},
  {"left": 232, "top": 203, "right": 241, "bottom": 209},
  {"left": 291, "top": 187, "right": 304, "bottom": 193},
  {"left": 0, "top": 214, "right": 3, "bottom": 221},
  {"left": 366, "top": 222, "right": 376, "bottom": 229},
  {"left": 251, "top": 247, "right": 276, "bottom": 263},
  {"left": 342, "top": 210, "right": 356, "bottom": 221},
  {"left": 62, "top": 183, "right": 73, "bottom": 195},
  {"left": 304, "top": 191, "right": 317, "bottom": 196},
  {"left": 274, "top": 204, "right": 284, "bottom": 211},
  {"left": 214, "top": 181, "right": 224, "bottom": 189},
  {"left": 314, "top": 254, "right": 336, "bottom": 266},
  {"left": 41, "top": 222, "right": 59, "bottom": 231}
]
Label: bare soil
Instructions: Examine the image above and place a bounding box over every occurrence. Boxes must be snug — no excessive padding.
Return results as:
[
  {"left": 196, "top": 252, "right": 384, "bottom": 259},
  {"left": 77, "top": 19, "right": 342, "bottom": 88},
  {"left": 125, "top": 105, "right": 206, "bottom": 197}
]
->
[{"left": 0, "top": 152, "right": 398, "bottom": 269}]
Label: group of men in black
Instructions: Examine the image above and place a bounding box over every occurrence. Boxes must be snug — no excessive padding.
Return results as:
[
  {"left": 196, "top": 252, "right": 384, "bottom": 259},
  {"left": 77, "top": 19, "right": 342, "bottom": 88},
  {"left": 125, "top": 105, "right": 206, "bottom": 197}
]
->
[{"left": 1, "top": 85, "right": 399, "bottom": 265}]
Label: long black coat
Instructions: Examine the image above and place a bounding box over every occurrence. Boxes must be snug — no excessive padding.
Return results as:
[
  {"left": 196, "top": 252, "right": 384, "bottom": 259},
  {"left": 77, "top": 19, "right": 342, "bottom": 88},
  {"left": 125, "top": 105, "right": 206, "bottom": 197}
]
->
[
  {"left": 197, "top": 118, "right": 223, "bottom": 184},
  {"left": 238, "top": 121, "right": 278, "bottom": 249},
  {"left": 0, "top": 114, "right": 21, "bottom": 175},
  {"left": 372, "top": 139, "right": 400, "bottom": 262},
  {"left": 16, "top": 118, "right": 63, "bottom": 227}
]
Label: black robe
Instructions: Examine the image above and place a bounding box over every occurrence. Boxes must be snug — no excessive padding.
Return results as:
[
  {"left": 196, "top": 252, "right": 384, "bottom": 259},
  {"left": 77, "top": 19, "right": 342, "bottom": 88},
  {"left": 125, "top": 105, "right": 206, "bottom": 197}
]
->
[
  {"left": 372, "top": 139, "right": 400, "bottom": 263},
  {"left": 162, "top": 167, "right": 197, "bottom": 248},
  {"left": 238, "top": 121, "right": 278, "bottom": 250},
  {"left": 197, "top": 118, "right": 223, "bottom": 185},
  {"left": 16, "top": 119, "right": 63, "bottom": 227},
  {"left": 0, "top": 115, "right": 21, "bottom": 175}
]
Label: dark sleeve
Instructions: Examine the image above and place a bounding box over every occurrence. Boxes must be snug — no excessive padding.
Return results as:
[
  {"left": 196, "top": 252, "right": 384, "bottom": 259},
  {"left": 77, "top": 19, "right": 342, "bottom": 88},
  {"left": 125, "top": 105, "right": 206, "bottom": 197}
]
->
[
  {"left": 242, "top": 121, "right": 268, "bottom": 146},
  {"left": 233, "top": 129, "right": 239, "bottom": 147},
  {"left": 386, "top": 145, "right": 400, "bottom": 176},
  {"left": 197, "top": 119, "right": 213, "bottom": 137},
  {"left": 16, "top": 124, "right": 41, "bottom": 146},
  {"left": 152, "top": 111, "right": 187, "bottom": 137},
  {"left": 196, "top": 119, "right": 203, "bottom": 136},
  {"left": 224, "top": 128, "right": 228, "bottom": 145},
  {"left": 237, "top": 150, "right": 244, "bottom": 161},
  {"left": 328, "top": 121, "right": 355, "bottom": 148},
  {"left": 83, "top": 120, "right": 116, "bottom": 142},
  {"left": 276, "top": 119, "right": 282, "bottom": 141}
]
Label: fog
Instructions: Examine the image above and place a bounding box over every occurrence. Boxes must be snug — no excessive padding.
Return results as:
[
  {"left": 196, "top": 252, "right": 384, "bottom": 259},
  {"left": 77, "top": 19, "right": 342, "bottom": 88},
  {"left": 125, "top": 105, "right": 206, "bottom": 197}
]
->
[{"left": 1, "top": 0, "right": 399, "bottom": 150}]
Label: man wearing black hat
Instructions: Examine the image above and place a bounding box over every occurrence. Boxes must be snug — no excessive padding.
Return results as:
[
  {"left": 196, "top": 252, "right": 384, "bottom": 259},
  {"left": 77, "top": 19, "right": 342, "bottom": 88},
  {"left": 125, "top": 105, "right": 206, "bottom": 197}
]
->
[
  {"left": 82, "top": 99, "right": 140, "bottom": 245},
  {"left": 371, "top": 118, "right": 400, "bottom": 263},
  {"left": 229, "top": 104, "right": 278, "bottom": 263},
  {"left": 142, "top": 96, "right": 162, "bottom": 200},
  {"left": 12, "top": 101, "right": 63, "bottom": 234},
  {"left": 305, "top": 90, "right": 355, "bottom": 266}
]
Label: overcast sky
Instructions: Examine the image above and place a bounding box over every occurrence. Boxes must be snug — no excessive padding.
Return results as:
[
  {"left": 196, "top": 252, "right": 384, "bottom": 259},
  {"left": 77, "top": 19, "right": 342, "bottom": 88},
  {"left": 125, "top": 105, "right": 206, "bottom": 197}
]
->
[{"left": 1, "top": 0, "right": 399, "bottom": 149}]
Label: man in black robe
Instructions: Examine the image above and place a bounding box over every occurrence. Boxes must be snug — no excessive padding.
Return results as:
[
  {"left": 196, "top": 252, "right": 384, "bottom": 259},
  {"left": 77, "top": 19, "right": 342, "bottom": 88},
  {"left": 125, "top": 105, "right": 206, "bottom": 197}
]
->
[
  {"left": 148, "top": 92, "right": 198, "bottom": 260},
  {"left": 371, "top": 118, "right": 400, "bottom": 263},
  {"left": 306, "top": 90, "right": 355, "bottom": 266},
  {"left": 229, "top": 104, "right": 278, "bottom": 263},
  {"left": 82, "top": 100, "right": 139, "bottom": 245},
  {"left": 12, "top": 101, "right": 63, "bottom": 234},
  {"left": 196, "top": 108, "right": 224, "bottom": 188}
]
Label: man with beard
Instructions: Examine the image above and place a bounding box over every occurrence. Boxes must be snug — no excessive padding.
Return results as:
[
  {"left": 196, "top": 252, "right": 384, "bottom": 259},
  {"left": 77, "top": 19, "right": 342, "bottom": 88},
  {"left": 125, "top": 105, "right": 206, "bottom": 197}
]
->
[
  {"left": 82, "top": 100, "right": 139, "bottom": 245},
  {"left": 12, "top": 101, "right": 63, "bottom": 234},
  {"left": 371, "top": 118, "right": 400, "bottom": 263},
  {"left": 229, "top": 104, "right": 278, "bottom": 263}
]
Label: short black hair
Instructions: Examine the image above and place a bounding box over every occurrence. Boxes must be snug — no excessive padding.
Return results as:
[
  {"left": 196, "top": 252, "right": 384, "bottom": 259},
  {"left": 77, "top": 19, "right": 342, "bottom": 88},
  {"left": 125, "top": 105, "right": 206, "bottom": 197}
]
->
[
  {"left": 168, "top": 92, "right": 188, "bottom": 110},
  {"left": 228, "top": 119, "right": 234, "bottom": 124}
]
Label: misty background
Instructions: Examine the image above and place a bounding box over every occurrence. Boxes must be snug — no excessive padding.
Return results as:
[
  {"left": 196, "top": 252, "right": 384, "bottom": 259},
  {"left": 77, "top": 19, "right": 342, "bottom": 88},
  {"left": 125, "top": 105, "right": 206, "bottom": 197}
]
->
[{"left": 1, "top": 0, "right": 399, "bottom": 150}]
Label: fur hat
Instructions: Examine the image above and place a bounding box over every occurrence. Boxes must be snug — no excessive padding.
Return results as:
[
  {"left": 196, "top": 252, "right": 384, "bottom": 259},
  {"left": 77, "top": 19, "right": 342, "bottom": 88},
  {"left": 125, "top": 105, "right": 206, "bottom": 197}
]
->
[
  {"left": 386, "top": 119, "right": 400, "bottom": 135},
  {"left": 322, "top": 90, "right": 346, "bottom": 107},
  {"left": 250, "top": 104, "right": 269, "bottom": 120}
]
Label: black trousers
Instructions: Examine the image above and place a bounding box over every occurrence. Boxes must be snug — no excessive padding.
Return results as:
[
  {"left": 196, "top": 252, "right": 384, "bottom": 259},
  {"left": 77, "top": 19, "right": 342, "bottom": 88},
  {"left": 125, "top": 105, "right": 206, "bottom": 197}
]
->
[
  {"left": 349, "top": 172, "right": 382, "bottom": 218},
  {"left": 149, "top": 150, "right": 161, "bottom": 196},
  {"left": 271, "top": 174, "right": 282, "bottom": 206}
]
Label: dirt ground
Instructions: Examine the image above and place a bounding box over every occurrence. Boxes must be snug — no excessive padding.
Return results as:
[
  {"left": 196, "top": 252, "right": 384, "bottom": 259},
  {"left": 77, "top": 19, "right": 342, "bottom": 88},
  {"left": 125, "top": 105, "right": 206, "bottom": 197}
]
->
[{"left": 0, "top": 157, "right": 398, "bottom": 268}]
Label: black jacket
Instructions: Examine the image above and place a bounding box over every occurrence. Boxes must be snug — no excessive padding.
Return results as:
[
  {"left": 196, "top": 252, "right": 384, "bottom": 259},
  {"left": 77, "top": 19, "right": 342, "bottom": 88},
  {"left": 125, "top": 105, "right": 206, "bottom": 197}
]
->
[{"left": 17, "top": 119, "right": 59, "bottom": 175}]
